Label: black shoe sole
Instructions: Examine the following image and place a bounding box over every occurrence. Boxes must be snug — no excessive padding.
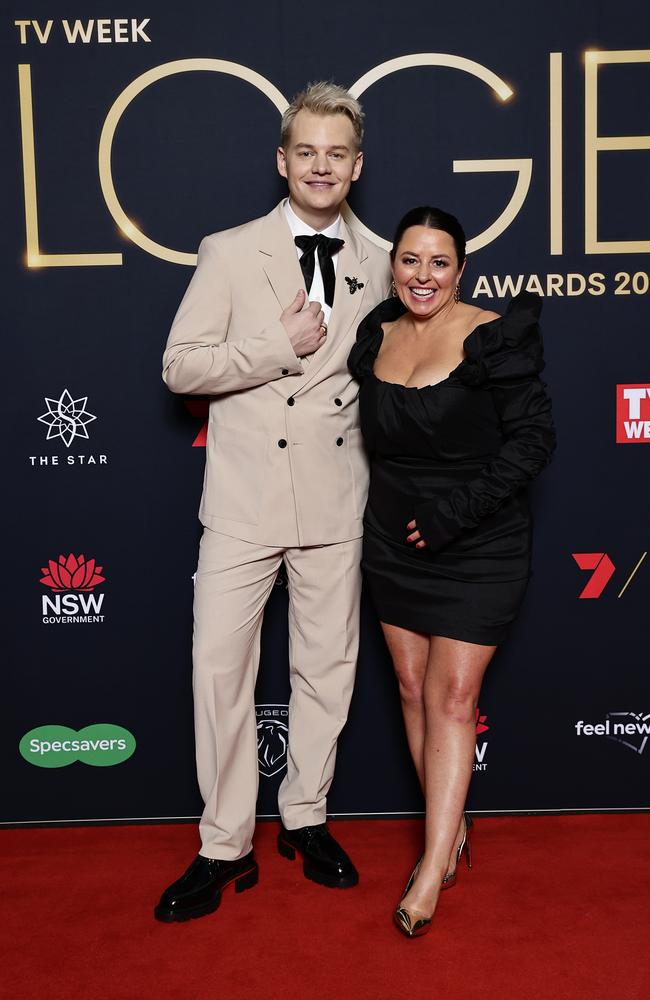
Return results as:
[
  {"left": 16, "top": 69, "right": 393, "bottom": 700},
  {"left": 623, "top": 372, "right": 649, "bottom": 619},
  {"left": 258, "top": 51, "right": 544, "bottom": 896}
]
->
[
  {"left": 154, "top": 865, "right": 258, "bottom": 923},
  {"left": 277, "top": 836, "right": 358, "bottom": 889}
]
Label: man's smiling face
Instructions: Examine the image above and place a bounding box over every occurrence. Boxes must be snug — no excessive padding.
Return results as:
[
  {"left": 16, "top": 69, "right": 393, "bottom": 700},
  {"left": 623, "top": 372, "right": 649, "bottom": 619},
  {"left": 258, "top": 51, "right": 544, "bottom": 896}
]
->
[{"left": 277, "top": 109, "right": 363, "bottom": 227}]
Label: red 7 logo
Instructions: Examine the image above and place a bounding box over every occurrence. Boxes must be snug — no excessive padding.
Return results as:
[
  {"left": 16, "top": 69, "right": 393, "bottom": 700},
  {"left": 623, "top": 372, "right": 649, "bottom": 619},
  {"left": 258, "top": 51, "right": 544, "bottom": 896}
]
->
[
  {"left": 571, "top": 553, "right": 616, "bottom": 599},
  {"left": 183, "top": 399, "right": 208, "bottom": 447}
]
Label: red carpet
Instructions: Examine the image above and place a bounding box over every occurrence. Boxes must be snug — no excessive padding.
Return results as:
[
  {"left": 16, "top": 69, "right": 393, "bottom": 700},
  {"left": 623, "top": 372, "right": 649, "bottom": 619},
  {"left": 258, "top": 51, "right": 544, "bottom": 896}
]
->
[{"left": 2, "top": 816, "right": 649, "bottom": 1000}]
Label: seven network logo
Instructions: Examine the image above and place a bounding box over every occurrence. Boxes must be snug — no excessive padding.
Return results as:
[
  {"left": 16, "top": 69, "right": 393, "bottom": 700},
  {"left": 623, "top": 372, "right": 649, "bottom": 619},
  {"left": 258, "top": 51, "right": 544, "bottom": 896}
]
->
[
  {"left": 616, "top": 384, "right": 650, "bottom": 443},
  {"left": 31, "top": 389, "right": 108, "bottom": 467},
  {"left": 572, "top": 551, "right": 647, "bottom": 599},
  {"left": 40, "top": 553, "right": 106, "bottom": 624},
  {"left": 474, "top": 708, "right": 489, "bottom": 772},
  {"left": 575, "top": 712, "right": 649, "bottom": 755},
  {"left": 256, "top": 704, "right": 289, "bottom": 778},
  {"left": 19, "top": 724, "right": 136, "bottom": 768}
]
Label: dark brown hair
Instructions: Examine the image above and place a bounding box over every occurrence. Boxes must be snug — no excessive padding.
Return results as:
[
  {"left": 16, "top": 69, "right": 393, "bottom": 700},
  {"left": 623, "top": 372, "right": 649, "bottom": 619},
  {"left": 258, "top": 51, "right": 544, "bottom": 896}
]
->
[{"left": 390, "top": 206, "right": 466, "bottom": 265}]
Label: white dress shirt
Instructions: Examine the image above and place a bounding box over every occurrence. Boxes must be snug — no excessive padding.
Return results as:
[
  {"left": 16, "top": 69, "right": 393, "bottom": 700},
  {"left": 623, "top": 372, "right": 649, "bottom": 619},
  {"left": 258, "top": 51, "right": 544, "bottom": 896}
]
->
[{"left": 283, "top": 199, "right": 342, "bottom": 326}]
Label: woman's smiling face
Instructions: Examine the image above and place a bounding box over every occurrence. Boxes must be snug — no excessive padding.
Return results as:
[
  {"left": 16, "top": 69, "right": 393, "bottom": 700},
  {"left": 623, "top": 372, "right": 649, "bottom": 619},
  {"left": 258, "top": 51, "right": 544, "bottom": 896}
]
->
[{"left": 392, "top": 226, "right": 465, "bottom": 318}]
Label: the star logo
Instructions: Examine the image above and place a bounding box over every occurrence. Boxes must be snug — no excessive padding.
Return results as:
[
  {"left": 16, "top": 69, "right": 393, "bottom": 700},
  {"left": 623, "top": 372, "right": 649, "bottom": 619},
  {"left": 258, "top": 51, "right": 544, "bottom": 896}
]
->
[{"left": 37, "top": 390, "right": 96, "bottom": 448}]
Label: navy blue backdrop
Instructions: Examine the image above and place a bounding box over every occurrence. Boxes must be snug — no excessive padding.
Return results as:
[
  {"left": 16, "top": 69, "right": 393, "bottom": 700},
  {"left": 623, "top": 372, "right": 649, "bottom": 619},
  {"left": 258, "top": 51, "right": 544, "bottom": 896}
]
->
[{"left": 3, "top": 0, "right": 649, "bottom": 824}]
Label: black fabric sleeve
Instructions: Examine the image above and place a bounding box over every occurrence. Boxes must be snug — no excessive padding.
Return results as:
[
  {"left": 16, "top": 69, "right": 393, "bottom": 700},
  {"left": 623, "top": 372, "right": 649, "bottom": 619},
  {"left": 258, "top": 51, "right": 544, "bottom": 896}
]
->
[{"left": 414, "top": 375, "right": 556, "bottom": 551}]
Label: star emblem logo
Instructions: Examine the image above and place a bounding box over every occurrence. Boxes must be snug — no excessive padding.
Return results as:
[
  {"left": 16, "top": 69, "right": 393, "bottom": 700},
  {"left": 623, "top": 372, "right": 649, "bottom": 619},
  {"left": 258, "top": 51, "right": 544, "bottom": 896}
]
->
[{"left": 37, "top": 389, "right": 96, "bottom": 448}]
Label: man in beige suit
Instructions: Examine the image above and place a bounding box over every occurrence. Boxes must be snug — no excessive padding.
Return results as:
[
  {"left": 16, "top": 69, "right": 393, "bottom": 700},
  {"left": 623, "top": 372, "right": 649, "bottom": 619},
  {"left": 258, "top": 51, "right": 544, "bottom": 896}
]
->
[{"left": 155, "top": 82, "right": 390, "bottom": 922}]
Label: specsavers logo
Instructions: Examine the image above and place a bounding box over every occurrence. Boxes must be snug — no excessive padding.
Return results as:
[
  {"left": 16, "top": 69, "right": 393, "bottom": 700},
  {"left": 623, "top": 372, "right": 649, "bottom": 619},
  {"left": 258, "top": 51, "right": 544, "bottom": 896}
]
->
[{"left": 19, "top": 724, "right": 136, "bottom": 768}]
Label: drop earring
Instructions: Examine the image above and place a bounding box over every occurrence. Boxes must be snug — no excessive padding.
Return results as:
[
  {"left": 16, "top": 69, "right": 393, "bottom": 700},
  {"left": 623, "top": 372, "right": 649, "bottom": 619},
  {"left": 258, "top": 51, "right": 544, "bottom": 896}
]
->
[
  {"left": 391, "top": 279, "right": 397, "bottom": 297},
  {"left": 454, "top": 282, "right": 461, "bottom": 304}
]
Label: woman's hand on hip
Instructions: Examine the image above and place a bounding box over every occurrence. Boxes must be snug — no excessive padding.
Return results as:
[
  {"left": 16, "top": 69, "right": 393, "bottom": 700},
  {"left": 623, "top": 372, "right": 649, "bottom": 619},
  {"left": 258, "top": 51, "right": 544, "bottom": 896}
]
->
[{"left": 406, "top": 520, "right": 427, "bottom": 549}]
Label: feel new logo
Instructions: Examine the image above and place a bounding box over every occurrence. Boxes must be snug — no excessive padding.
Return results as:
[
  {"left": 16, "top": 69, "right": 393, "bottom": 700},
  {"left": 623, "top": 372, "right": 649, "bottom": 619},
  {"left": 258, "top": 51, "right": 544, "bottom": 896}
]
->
[{"left": 19, "top": 724, "right": 136, "bottom": 768}]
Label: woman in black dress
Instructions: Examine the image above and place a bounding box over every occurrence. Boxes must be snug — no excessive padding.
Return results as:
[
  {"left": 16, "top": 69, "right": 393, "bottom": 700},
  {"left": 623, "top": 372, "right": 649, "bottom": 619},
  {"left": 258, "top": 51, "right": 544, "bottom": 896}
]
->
[{"left": 348, "top": 207, "right": 555, "bottom": 937}]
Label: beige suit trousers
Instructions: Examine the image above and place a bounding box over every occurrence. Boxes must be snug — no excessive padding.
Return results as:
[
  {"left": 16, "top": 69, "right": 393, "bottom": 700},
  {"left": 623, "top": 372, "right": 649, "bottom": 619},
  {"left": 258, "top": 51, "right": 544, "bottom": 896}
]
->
[{"left": 193, "top": 527, "right": 363, "bottom": 860}]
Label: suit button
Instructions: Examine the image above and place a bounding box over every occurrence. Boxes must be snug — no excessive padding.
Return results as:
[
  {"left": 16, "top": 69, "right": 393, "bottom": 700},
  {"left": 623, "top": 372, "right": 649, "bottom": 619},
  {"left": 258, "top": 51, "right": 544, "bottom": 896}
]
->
[
  {"left": 278, "top": 439, "right": 287, "bottom": 448},
  {"left": 336, "top": 437, "right": 344, "bottom": 446},
  {"left": 287, "top": 397, "right": 295, "bottom": 406},
  {"left": 334, "top": 398, "right": 342, "bottom": 406},
  {"left": 281, "top": 368, "right": 289, "bottom": 375}
]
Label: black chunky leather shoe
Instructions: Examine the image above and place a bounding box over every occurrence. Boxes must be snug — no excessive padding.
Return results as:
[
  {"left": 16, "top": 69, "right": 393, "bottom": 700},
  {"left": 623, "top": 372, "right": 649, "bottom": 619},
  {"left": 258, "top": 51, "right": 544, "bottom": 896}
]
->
[
  {"left": 277, "top": 823, "right": 358, "bottom": 888},
  {"left": 154, "top": 851, "right": 258, "bottom": 922}
]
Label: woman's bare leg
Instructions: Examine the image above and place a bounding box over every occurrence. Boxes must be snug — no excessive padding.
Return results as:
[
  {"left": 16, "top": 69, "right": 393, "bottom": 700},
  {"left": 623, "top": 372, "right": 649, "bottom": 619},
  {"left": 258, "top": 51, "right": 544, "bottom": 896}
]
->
[
  {"left": 399, "top": 635, "right": 496, "bottom": 919},
  {"left": 381, "top": 622, "right": 429, "bottom": 787}
]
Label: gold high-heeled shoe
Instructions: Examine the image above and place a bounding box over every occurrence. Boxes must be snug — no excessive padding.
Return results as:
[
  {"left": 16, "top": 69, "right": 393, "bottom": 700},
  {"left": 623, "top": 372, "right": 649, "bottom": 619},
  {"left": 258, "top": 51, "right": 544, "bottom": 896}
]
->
[
  {"left": 441, "top": 812, "right": 473, "bottom": 890},
  {"left": 395, "top": 814, "right": 474, "bottom": 937},
  {"left": 394, "top": 859, "right": 432, "bottom": 938},
  {"left": 394, "top": 903, "right": 432, "bottom": 938}
]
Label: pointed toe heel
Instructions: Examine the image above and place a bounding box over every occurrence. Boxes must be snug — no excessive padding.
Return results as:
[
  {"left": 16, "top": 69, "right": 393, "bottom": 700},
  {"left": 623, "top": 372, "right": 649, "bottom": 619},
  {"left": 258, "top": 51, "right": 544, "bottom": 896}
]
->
[{"left": 394, "top": 905, "right": 431, "bottom": 938}]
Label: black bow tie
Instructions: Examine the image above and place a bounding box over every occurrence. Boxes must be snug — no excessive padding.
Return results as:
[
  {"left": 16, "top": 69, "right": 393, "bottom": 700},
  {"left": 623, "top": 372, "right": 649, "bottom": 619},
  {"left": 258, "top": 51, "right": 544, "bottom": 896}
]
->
[{"left": 294, "top": 234, "right": 344, "bottom": 308}]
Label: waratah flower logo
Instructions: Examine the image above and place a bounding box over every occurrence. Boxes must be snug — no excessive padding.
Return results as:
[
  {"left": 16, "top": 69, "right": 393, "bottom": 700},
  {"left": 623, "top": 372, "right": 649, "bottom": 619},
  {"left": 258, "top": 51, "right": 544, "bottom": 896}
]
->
[
  {"left": 39, "top": 554, "right": 106, "bottom": 592},
  {"left": 475, "top": 709, "right": 489, "bottom": 736}
]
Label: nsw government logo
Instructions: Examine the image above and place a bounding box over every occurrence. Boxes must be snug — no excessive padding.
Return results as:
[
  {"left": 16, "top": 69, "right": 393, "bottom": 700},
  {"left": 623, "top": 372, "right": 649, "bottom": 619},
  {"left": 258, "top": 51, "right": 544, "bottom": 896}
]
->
[
  {"left": 473, "top": 708, "right": 489, "bottom": 772},
  {"left": 575, "top": 712, "right": 649, "bottom": 755},
  {"left": 40, "top": 553, "right": 106, "bottom": 624},
  {"left": 256, "top": 704, "right": 289, "bottom": 778}
]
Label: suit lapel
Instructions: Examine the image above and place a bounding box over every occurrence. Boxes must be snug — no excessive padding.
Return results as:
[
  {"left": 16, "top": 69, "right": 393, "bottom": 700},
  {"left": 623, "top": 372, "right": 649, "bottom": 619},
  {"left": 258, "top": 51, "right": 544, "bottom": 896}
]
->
[{"left": 259, "top": 202, "right": 306, "bottom": 312}]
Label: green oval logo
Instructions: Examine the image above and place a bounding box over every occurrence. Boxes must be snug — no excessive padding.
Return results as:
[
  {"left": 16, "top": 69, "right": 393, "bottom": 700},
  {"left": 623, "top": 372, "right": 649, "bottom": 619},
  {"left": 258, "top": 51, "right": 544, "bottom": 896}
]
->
[{"left": 19, "top": 724, "right": 136, "bottom": 768}]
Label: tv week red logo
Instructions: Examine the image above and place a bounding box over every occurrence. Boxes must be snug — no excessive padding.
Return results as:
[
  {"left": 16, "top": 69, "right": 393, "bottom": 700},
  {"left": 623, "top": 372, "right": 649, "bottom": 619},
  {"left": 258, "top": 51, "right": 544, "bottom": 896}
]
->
[{"left": 616, "top": 385, "right": 650, "bottom": 443}]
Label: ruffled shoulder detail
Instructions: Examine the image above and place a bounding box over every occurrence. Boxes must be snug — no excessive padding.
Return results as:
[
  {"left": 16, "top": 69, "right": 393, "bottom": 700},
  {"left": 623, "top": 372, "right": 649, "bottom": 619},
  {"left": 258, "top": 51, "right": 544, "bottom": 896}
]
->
[
  {"left": 456, "top": 291, "right": 545, "bottom": 387},
  {"left": 348, "top": 296, "right": 406, "bottom": 380}
]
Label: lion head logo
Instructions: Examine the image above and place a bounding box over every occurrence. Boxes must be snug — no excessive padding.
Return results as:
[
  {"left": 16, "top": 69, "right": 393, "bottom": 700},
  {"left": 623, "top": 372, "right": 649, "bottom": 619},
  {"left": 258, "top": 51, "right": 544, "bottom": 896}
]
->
[{"left": 256, "top": 704, "right": 289, "bottom": 778}]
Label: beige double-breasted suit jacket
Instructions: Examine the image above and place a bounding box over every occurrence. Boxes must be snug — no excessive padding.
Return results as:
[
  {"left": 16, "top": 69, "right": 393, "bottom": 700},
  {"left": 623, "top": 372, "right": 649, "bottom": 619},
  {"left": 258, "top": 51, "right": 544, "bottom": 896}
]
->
[
  {"left": 163, "top": 202, "right": 391, "bottom": 858},
  {"left": 163, "top": 202, "right": 392, "bottom": 547}
]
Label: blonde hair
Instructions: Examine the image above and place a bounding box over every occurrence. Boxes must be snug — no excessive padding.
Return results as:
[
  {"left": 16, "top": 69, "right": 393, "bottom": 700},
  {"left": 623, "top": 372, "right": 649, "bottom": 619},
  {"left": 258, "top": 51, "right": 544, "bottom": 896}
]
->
[{"left": 281, "top": 81, "right": 364, "bottom": 150}]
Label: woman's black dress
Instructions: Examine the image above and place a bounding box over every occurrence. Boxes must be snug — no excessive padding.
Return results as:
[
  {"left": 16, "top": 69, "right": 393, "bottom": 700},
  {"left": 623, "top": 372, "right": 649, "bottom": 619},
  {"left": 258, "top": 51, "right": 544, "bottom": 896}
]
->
[{"left": 347, "top": 291, "right": 556, "bottom": 645}]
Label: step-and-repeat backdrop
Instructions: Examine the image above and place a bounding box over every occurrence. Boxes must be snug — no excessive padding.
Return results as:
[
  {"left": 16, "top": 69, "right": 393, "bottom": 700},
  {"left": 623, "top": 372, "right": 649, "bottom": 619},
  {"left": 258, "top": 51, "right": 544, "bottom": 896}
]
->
[{"left": 3, "top": 0, "right": 649, "bottom": 824}]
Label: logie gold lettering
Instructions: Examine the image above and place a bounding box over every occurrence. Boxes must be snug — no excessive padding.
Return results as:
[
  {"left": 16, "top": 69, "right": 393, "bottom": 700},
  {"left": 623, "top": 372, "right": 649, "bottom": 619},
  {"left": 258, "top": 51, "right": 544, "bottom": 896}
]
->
[
  {"left": 98, "top": 59, "right": 287, "bottom": 265},
  {"left": 585, "top": 50, "right": 650, "bottom": 254},
  {"left": 346, "top": 54, "right": 531, "bottom": 254},
  {"left": 18, "top": 65, "right": 122, "bottom": 267},
  {"left": 16, "top": 49, "right": 650, "bottom": 269}
]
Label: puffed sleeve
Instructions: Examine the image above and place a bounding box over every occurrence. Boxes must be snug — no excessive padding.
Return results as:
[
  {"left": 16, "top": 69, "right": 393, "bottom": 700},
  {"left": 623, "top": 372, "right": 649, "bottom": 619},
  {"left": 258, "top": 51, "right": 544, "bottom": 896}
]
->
[
  {"left": 414, "top": 292, "right": 556, "bottom": 552},
  {"left": 347, "top": 326, "right": 380, "bottom": 381},
  {"left": 348, "top": 297, "right": 401, "bottom": 380}
]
